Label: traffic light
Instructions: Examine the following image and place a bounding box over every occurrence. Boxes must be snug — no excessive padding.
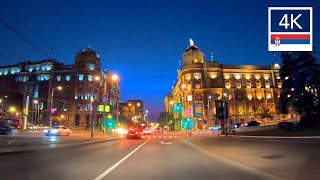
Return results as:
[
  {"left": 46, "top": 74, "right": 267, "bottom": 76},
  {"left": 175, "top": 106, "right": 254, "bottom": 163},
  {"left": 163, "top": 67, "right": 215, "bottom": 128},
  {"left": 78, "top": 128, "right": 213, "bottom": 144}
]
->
[
  {"left": 181, "top": 118, "right": 193, "bottom": 129},
  {"left": 174, "top": 103, "right": 182, "bottom": 115},
  {"left": 104, "top": 119, "right": 116, "bottom": 130},
  {"left": 215, "top": 100, "right": 224, "bottom": 119}
]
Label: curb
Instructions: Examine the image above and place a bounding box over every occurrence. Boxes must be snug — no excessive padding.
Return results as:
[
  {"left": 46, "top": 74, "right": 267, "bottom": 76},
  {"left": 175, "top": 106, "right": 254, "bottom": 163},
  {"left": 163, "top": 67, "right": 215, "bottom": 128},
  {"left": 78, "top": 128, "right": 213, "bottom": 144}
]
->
[
  {"left": 229, "top": 135, "right": 320, "bottom": 139},
  {"left": 0, "top": 137, "right": 123, "bottom": 156}
]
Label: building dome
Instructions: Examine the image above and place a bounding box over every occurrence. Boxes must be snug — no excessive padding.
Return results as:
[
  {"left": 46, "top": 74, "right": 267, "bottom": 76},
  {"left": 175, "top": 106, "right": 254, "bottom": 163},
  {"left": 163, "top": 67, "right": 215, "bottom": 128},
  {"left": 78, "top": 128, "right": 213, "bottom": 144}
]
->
[{"left": 182, "top": 39, "right": 205, "bottom": 66}]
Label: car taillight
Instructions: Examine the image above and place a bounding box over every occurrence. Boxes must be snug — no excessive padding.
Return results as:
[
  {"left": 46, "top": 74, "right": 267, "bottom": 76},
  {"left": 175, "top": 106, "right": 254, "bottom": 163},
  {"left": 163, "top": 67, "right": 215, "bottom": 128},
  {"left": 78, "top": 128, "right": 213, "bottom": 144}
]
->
[{"left": 135, "top": 132, "right": 138, "bottom": 134}]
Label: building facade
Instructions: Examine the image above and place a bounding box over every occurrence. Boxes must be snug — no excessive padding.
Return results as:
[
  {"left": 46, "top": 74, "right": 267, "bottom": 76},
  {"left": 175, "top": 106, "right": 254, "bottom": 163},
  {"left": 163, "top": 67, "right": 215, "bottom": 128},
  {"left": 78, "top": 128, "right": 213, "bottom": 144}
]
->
[
  {"left": 119, "top": 100, "right": 144, "bottom": 126},
  {"left": 165, "top": 40, "right": 285, "bottom": 131},
  {"left": 0, "top": 48, "right": 120, "bottom": 129}
]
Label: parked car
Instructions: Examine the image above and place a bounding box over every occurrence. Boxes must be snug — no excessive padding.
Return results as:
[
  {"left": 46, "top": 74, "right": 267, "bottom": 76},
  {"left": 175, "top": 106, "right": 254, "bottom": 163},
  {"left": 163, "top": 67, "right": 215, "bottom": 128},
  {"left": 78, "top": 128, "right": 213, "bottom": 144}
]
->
[
  {"left": 277, "top": 121, "right": 294, "bottom": 130},
  {"left": 231, "top": 123, "right": 242, "bottom": 129},
  {"left": 245, "top": 121, "right": 260, "bottom": 127},
  {"left": 43, "top": 125, "right": 72, "bottom": 136},
  {"left": 126, "top": 128, "right": 141, "bottom": 139},
  {"left": 0, "top": 125, "right": 18, "bottom": 135},
  {"left": 35, "top": 124, "right": 49, "bottom": 130},
  {"left": 209, "top": 125, "right": 222, "bottom": 131}
]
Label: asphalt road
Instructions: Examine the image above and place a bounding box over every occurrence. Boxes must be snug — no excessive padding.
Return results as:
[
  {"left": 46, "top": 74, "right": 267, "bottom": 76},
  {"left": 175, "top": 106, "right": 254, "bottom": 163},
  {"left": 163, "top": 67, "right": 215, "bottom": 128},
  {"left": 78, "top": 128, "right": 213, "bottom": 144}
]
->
[{"left": 0, "top": 133, "right": 319, "bottom": 180}]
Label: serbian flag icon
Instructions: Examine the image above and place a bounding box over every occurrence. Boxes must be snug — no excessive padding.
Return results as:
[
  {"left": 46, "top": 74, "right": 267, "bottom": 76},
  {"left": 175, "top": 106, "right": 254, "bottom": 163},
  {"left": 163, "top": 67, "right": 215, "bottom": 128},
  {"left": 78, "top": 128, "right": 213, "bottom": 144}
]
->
[
  {"left": 269, "top": 33, "right": 312, "bottom": 51},
  {"left": 271, "top": 34, "right": 310, "bottom": 45}
]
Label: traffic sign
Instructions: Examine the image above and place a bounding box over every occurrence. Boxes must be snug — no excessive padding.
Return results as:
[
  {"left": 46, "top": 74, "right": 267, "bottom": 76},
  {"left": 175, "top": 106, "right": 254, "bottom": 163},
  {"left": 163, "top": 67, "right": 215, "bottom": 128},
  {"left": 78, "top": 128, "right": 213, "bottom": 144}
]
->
[{"left": 268, "top": 7, "right": 312, "bottom": 51}]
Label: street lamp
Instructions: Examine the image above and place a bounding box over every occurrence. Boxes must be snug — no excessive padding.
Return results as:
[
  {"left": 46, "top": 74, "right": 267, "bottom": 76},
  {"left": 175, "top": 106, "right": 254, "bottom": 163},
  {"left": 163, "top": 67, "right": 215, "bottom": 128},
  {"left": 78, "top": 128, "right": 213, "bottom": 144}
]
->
[
  {"left": 34, "top": 100, "right": 39, "bottom": 125},
  {"left": 50, "top": 86, "right": 62, "bottom": 128}
]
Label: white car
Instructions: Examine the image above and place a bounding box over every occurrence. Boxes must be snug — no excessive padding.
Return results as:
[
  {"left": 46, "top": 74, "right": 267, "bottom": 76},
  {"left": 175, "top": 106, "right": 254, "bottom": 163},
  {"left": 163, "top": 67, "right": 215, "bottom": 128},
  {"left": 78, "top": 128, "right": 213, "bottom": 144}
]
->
[
  {"left": 43, "top": 125, "right": 72, "bottom": 136},
  {"left": 209, "top": 125, "right": 222, "bottom": 131}
]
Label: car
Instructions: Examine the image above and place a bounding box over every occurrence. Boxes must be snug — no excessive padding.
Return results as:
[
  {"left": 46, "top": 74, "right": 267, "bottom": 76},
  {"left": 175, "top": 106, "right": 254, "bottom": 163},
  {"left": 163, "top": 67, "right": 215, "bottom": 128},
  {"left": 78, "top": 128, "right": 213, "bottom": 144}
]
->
[
  {"left": 143, "top": 128, "right": 152, "bottom": 135},
  {"left": 0, "top": 125, "right": 18, "bottom": 135},
  {"left": 209, "top": 125, "right": 222, "bottom": 131},
  {"left": 154, "top": 127, "right": 163, "bottom": 133},
  {"left": 245, "top": 121, "right": 260, "bottom": 127},
  {"left": 35, "top": 124, "right": 49, "bottom": 130},
  {"left": 126, "top": 128, "right": 141, "bottom": 139},
  {"left": 43, "top": 125, "right": 72, "bottom": 136},
  {"left": 277, "top": 121, "right": 294, "bottom": 130},
  {"left": 232, "top": 123, "right": 242, "bottom": 129}
]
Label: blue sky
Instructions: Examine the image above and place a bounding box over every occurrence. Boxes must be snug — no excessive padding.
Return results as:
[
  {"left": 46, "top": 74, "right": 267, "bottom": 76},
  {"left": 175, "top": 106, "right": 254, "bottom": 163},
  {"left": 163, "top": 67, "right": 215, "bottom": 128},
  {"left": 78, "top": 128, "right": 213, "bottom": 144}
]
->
[{"left": 0, "top": 0, "right": 319, "bottom": 119}]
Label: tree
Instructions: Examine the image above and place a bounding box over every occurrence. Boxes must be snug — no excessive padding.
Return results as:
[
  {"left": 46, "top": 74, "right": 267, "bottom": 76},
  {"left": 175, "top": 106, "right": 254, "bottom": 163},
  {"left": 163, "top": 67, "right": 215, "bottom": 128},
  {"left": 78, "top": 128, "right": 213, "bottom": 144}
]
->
[
  {"left": 157, "top": 112, "right": 173, "bottom": 128},
  {"left": 279, "top": 51, "right": 320, "bottom": 127}
]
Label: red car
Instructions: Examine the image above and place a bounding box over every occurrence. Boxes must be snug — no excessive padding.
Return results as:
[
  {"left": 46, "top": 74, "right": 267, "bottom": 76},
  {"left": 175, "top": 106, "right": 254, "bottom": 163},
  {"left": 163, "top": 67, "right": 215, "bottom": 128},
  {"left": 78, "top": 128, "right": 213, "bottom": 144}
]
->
[{"left": 126, "top": 128, "right": 141, "bottom": 139}]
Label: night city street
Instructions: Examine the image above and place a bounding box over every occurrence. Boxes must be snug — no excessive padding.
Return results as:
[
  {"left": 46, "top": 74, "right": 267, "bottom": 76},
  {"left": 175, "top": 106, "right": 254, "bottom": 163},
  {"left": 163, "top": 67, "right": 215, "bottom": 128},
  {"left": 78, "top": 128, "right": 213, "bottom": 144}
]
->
[{"left": 1, "top": 0, "right": 320, "bottom": 180}]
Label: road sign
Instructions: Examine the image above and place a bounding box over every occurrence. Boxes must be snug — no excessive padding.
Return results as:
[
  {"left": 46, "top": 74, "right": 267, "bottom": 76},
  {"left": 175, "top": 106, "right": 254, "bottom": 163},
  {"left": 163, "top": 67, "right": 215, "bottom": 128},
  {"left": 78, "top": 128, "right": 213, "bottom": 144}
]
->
[
  {"left": 268, "top": 7, "right": 312, "bottom": 51},
  {"left": 203, "top": 120, "right": 207, "bottom": 124}
]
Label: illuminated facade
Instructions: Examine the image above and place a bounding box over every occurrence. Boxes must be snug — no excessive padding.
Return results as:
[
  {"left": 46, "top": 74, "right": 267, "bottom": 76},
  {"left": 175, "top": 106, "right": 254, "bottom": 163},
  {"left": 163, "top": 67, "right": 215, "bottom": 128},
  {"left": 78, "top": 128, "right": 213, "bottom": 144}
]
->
[
  {"left": 0, "top": 48, "right": 120, "bottom": 129},
  {"left": 165, "top": 40, "right": 283, "bottom": 130}
]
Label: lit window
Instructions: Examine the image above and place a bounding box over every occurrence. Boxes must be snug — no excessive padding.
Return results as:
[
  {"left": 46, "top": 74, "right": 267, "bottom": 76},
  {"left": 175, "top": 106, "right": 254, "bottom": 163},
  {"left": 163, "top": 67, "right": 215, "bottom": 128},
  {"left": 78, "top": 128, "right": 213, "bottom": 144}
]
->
[
  {"left": 3, "top": 69, "right": 8, "bottom": 75},
  {"left": 0, "top": 70, "right": 2, "bottom": 75},
  {"left": 193, "top": 58, "right": 198, "bottom": 63},
  {"left": 225, "top": 80, "right": 231, "bottom": 89},
  {"left": 265, "top": 80, "right": 270, "bottom": 88},
  {"left": 278, "top": 82, "right": 282, "bottom": 88},
  {"left": 56, "top": 76, "right": 61, "bottom": 81},
  {"left": 193, "top": 73, "right": 201, "bottom": 80},
  {"left": 246, "top": 80, "right": 251, "bottom": 88},
  {"left": 77, "top": 93, "right": 83, "bottom": 99},
  {"left": 85, "top": 104, "right": 90, "bottom": 111},
  {"left": 87, "top": 63, "right": 95, "bottom": 70},
  {"left": 187, "top": 95, "right": 193, "bottom": 102},
  {"left": 28, "top": 66, "right": 33, "bottom": 72},
  {"left": 256, "top": 80, "right": 261, "bottom": 88},
  {"left": 185, "top": 74, "right": 191, "bottom": 81},
  {"left": 78, "top": 74, "right": 84, "bottom": 81},
  {"left": 88, "top": 75, "right": 93, "bottom": 82},
  {"left": 66, "top": 75, "right": 71, "bottom": 81}
]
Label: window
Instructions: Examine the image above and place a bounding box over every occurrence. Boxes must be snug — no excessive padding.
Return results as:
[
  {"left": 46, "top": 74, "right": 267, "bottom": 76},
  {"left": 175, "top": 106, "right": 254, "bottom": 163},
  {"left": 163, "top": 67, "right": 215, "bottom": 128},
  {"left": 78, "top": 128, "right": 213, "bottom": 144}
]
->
[
  {"left": 193, "top": 73, "right": 201, "bottom": 80},
  {"left": 88, "top": 75, "right": 93, "bottom": 82},
  {"left": 77, "top": 104, "right": 82, "bottom": 110},
  {"left": 85, "top": 104, "right": 90, "bottom": 111},
  {"left": 278, "top": 82, "right": 282, "bottom": 88},
  {"left": 78, "top": 74, "right": 84, "bottom": 81},
  {"left": 193, "top": 58, "right": 198, "bottom": 63},
  {"left": 185, "top": 74, "right": 191, "bottom": 81},
  {"left": 56, "top": 76, "right": 61, "bottom": 82},
  {"left": 225, "top": 80, "right": 231, "bottom": 89},
  {"left": 246, "top": 80, "right": 251, "bottom": 88},
  {"left": 265, "top": 80, "right": 270, "bottom": 88},
  {"left": 77, "top": 93, "right": 83, "bottom": 99},
  {"left": 87, "top": 63, "right": 95, "bottom": 70},
  {"left": 256, "top": 80, "right": 261, "bottom": 88},
  {"left": 66, "top": 75, "right": 71, "bottom": 81}
]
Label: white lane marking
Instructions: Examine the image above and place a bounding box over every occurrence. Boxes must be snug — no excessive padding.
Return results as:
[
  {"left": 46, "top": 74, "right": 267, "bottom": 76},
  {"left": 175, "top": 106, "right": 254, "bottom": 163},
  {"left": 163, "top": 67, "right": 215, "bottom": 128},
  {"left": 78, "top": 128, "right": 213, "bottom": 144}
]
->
[
  {"left": 158, "top": 136, "right": 161, "bottom": 138},
  {"left": 163, "top": 136, "right": 167, "bottom": 138},
  {"left": 94, "top": 139, "right": 150, "bottom": 180},
  {"left": 153, "top": 136, "right": 156, "bottom": 138},
  {"left": 169, "top": 136, "right": 172, "bottom": 138}
]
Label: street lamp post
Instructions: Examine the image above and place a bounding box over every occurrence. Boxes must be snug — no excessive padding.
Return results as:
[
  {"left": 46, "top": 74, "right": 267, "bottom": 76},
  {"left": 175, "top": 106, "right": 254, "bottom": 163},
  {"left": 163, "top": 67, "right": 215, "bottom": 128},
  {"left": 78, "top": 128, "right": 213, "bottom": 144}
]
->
[{"left": 50, "top": 86, "right": 62, "bottom": 128}]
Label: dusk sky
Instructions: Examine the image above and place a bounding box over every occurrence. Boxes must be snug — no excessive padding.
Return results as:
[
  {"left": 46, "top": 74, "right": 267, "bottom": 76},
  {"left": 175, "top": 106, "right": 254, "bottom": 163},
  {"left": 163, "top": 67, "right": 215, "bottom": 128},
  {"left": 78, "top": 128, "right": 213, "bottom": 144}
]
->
[{"left": 0, "top": 0, "right": 319, "bottom": 119}]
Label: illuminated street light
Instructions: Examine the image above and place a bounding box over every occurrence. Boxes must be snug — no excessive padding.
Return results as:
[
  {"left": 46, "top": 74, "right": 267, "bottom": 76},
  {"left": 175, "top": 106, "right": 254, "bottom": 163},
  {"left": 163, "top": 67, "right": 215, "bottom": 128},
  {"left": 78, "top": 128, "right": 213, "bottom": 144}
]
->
[
  {"left": 108, "top": 114, "right": 112, "bottom": 119},
  {"left": 111, "top": 74, "right": 119, "bottom": 81},
  {"left": 9, "top": 106, "right": 16, "bottom": 112},
  {"left": 170, "top": 100, "right": 173, "bottom": 105},
  {"left": 50, "top": 86, "right": 62, "bottom": 128}
]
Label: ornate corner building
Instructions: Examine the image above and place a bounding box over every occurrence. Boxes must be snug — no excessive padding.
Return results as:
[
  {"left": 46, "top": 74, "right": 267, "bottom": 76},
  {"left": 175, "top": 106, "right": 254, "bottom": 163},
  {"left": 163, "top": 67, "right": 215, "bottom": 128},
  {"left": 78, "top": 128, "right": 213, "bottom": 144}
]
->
[
  {"left": 165, "top": 40, "right": 283, "bottom": 130},
  {"left": 0, "top": 48, "right": 120, "bottom": 129}
]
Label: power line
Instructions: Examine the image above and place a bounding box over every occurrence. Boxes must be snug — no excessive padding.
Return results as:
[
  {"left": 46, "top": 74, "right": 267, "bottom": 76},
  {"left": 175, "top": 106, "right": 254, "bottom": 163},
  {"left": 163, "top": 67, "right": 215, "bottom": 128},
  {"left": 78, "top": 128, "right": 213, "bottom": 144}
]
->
[{"left": 0, "top": 17, "right": 53, "bottom": 59}]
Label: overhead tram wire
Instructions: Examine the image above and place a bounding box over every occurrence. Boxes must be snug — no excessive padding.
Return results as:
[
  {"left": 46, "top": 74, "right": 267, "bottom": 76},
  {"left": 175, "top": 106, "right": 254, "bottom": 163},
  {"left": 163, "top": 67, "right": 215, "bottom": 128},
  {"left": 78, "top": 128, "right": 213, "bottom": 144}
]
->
[{"left": 0, "top": 17, "right": 53, "bottom": 59}]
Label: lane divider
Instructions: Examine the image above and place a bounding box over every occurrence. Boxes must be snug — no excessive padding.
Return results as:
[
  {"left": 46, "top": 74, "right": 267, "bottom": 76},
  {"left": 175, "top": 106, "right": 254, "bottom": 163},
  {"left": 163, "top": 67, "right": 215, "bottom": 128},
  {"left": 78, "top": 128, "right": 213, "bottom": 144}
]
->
[{"left": 94, "top": 138, "right": 150, "bottom": 180}]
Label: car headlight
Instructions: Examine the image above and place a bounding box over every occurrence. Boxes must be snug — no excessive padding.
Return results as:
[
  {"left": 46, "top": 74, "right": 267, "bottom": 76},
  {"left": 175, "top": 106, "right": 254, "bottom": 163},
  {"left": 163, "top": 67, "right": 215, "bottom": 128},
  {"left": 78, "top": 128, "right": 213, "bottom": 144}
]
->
[{"left": 43, "top": 130, "right": 48, "bottom": 133}]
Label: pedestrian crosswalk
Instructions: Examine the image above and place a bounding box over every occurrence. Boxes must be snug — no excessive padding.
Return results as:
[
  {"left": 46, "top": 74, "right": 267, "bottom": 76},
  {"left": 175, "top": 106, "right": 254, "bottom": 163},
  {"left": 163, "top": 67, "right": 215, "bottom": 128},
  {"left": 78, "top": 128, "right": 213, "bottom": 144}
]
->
[{"left": 141, "top": 135, "right": 178, "bottom": 139}]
